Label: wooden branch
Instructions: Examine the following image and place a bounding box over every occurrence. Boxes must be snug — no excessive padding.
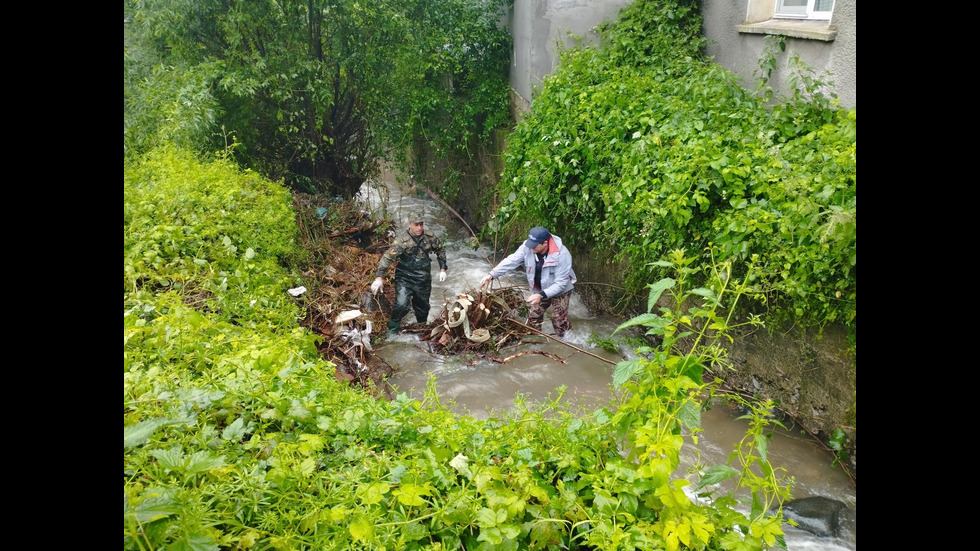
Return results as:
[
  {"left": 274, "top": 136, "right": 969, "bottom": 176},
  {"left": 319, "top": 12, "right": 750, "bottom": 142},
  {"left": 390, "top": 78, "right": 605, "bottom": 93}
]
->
[
  {"left": 505, "top": 317, "right": 617, "bottom": 366},
  {"left": 491, "top": 350, "right": 566, "bottom": 364},
  {"left": 325, "top": 221, "right": 378, "bottom": 239}
]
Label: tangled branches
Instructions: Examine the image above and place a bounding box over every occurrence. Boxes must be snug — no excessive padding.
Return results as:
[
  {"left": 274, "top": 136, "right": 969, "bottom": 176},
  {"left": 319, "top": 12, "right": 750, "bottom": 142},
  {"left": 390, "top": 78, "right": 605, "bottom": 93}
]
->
[{"left": 419, "top": 287, "right": 533, "bottom": 355}]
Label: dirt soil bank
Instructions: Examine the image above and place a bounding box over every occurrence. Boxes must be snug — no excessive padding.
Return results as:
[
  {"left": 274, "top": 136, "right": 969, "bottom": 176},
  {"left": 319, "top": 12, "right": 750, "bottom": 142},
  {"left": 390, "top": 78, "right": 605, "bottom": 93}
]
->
[{"left": 722, "top": 323, "right": 856, "bottom": 482}]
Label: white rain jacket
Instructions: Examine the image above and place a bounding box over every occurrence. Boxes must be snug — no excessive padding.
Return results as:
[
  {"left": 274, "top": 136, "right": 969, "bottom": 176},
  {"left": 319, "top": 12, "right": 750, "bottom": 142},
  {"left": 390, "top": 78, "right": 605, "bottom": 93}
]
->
[{"left": 489, "top": 233, "right": 576, "bottom": 298}]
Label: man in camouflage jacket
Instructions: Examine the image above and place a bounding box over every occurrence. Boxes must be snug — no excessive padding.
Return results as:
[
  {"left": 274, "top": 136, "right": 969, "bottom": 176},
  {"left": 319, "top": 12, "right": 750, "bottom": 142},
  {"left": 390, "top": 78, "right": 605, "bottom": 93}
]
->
[{"left": 370, "top": 211, "right": 448, "bottom": 333}]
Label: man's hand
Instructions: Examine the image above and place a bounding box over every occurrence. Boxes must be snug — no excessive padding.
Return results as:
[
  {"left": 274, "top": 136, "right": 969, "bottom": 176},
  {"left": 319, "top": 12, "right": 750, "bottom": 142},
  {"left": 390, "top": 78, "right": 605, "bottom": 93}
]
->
[
  {"left": 526, "top": 293, "right": 543, "bottom": 305},
  {"left": 480, "top": 273, "right": 493, "bottom": 288},
  {"left": 370, "top": 278, "right": 383, "bottom": 295},
  {"left": 438, "top": 270, "right": 447, "bottom": 283}
]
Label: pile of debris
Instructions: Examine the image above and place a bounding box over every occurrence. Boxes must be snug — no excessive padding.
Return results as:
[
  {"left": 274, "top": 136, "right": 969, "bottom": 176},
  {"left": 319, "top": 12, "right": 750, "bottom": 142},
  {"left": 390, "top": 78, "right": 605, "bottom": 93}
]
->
[
  {"left": 406, "top": 286, "right": 573, "bottom": 366},
  {"left": 292, "top": 193, "right": 397, "bottom": 397},
  {"left": 420, "top": 287, "right": 528, "bottom": 352}
]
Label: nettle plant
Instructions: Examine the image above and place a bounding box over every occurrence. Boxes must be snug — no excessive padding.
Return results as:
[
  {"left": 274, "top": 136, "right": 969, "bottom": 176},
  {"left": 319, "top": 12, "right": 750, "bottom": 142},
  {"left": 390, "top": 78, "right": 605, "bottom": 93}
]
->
[
  {"left": 491, "top": 0, "right": 855, "bottom": 334},
  {"left": 609, "top": 249, "right": 792, "bottom": 547}
]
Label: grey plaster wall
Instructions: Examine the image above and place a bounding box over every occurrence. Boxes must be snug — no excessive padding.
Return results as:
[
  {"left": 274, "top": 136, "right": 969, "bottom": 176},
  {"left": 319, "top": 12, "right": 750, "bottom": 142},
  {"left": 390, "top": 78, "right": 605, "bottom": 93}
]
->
[
  {"left": 701, "top": 0, "right": 856, "bottom": 109},
  {"left": 509, "top": 0, "right": 856, "bottom": 110},
  {"left": 509, "top": 0, "right": 634, "bottom": 106}
]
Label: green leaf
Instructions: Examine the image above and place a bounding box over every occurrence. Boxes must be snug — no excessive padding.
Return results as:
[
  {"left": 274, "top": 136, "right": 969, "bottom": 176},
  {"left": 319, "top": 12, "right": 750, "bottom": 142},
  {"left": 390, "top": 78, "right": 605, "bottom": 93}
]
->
[
  {"left": 394, "top": 483, "right": 431, "bottom": 506},
  {"left": 149, "top": 446, "right": 185, "bottom": 470},
  {"left": 125, "top": 418, "right": 180, "bottom": 448},
  {"left": 593, "top": 489, "right": 618, "bottom": 515},
  {"left": 349, "top": 514, "right": 375, "bottom": 543},
  {"left": 529, "top": 519, "right": 563, "bottom": 549},
  {"left": 167, "top": 533, "right": 219, "bottom": 551},
  {"left": 613, "top": 359, "right": 645, "bottom": 388},
  {"left": 614, "top": 313, "right": 665, "bottom": 335},
  {"left": 750, "top": 490, "right": 764, "bottom": 520},
  {"left": 755, "top": 433, "right": 769, "bottom": 461},
  {"left": 388, "top": 464, "right": 408, "bottom": 483},
  {"left": 185, "top": 451, "right": 226, "bottom": 474},
  {"left": 676, "top": 401, "right": 701, "bottom": 430},
  {"left": 298, "top": 433, "right": 325, "bottom": 453},
  {"left": 221, "top": 418, "right": 246, "bottom": 441},
  {"left": 287, "top": 403, "right": 312, "bottom": 420},
  {"left": 689, "top": 287, "right": 719, "bottom": 305},
  {"left": 476, "top": 507, "right": 497, "bottom": 527},
  {"left": 402, "top": 520, "right": 430, "bottom": 542},
  {"left": 298, "top": 457, "right": 317, "bottom": 478},
  {"left": 129, "top": 494, "right": 180, "bottom": 524},
  {"left": 647, "top": 278, "right": 676, "bottom": 312},
  {"left": 359, "top": 481, "right": 391, "bottom": 505},
  {"left": 476, "top": 507, "right": 506, "bottom": 527},
  {"left": 696, "top": 465, "right": 738, "bottom": 490}
]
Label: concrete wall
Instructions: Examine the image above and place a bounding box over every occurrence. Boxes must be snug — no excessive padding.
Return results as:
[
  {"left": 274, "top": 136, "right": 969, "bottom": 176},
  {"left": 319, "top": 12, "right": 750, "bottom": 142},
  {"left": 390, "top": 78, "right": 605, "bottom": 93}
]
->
[
  {"left": 509, "top": 0, "right": 634, "bottom": 110},
  {"left": 509, "top": 0, "right": 856, "bottom": 110}
]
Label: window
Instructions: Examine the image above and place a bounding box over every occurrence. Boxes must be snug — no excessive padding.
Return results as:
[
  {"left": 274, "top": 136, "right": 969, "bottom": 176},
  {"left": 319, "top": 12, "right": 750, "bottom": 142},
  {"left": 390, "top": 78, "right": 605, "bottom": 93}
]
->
[
  {"left": 737, "top": 0, "right": 838, "bottom": 41},
  {"left": 774, "top": 0, "right": 834, "bottom": 21}
]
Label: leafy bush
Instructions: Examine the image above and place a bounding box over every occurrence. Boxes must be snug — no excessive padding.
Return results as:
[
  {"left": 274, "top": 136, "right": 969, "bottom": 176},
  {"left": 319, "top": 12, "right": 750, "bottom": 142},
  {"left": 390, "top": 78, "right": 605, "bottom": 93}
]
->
[{"left": 491, "top": 0, "right": 856, "bottom": 332}]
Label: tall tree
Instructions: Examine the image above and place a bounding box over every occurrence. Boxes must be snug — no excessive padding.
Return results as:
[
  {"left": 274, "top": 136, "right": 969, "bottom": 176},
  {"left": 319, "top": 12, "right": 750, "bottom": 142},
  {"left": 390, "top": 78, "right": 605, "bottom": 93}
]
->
[{"left": 124, "top": 0, "right": 512, "bottom": 198}]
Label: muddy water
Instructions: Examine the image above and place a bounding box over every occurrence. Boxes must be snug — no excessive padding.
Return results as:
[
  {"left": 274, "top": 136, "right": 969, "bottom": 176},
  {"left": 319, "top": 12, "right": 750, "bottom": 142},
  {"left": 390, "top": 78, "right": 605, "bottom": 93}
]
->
[{"left": 356, "top": 173, "right": 856, "bottom": 550}]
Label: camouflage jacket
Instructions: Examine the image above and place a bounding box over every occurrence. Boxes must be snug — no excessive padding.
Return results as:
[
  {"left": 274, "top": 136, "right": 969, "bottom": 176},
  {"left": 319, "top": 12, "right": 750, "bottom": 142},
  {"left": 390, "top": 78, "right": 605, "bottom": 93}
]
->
[{"left": 376, "top": 229, "right": 447, "bottom": 280}]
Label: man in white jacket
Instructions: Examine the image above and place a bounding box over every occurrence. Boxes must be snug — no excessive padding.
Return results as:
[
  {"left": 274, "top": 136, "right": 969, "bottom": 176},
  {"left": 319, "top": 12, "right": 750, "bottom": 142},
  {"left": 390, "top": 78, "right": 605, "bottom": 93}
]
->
[{"left": 480, "top": 226, "right": 577, "bottom": 339}]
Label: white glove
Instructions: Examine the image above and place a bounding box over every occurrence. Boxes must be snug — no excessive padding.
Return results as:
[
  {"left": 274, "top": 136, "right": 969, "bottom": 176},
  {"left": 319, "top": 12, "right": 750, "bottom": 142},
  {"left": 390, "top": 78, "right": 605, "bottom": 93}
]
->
[
  {"left": 370, "top": 278, "right": 383, "bottom": 295},
  {"left": 438, "top": 270, "right": 447, "bottom": 282},
  {"left": 480, "top": 273, "right": 493, "bottom": 288}
]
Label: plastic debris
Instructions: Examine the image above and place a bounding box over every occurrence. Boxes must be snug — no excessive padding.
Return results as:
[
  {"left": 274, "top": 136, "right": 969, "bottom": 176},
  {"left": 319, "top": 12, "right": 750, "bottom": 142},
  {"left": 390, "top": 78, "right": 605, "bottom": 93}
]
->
[
  {"left": 335, "top": 309, "right": 363, "bottom": 324},
  {"left": 287, "top": 286, "right": 307, "bottom": 296}
]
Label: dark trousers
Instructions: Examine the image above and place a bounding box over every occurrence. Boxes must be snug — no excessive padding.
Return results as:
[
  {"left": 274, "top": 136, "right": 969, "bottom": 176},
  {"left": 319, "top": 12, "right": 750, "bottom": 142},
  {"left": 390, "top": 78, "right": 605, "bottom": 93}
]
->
[
  {"left": 388, "top": 277, "right": 432, "bottom": 331},
  {"left": 527, "top": 291, "right": 572, "bottom": 338}
]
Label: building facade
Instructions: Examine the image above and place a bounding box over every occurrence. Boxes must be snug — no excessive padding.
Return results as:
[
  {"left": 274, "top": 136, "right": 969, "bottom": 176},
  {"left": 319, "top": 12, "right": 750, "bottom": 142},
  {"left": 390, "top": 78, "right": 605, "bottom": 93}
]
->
[{"left": 508, "top": 0, "right": 855, "bottom": 112}]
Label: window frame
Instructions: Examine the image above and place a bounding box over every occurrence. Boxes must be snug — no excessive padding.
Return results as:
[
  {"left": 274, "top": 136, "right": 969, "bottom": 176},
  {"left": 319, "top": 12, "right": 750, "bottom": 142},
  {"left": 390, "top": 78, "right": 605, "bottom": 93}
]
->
[{"left": 774, "top": 0, "right": 834, "bottom": 21}]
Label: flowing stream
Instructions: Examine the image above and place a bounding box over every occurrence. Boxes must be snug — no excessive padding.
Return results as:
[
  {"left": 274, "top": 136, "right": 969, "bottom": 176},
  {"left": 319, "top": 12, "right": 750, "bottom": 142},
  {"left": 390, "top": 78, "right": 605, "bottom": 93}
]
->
[{"left": 356, "top": 171, "right": 855, "bottom": 550}]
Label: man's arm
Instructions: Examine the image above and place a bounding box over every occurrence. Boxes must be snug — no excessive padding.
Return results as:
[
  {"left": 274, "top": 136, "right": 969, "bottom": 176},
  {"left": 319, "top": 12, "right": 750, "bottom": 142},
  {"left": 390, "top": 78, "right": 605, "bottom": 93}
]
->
[
  {"left": 433, "top": 235, "right": 448, "bottom": 271},
  {"left": 488, "top": 247, "right": 526, "bottom": 278},
  {"left": 376, "top": 243, "right": 404, "bottom": 278}
]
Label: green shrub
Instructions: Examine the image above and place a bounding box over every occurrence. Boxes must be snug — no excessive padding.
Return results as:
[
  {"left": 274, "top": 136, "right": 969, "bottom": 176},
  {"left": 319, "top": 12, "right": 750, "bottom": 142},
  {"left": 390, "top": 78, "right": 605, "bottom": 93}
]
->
[{"left": 491, "top": 0, "right": 855, "bottom": 333}]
